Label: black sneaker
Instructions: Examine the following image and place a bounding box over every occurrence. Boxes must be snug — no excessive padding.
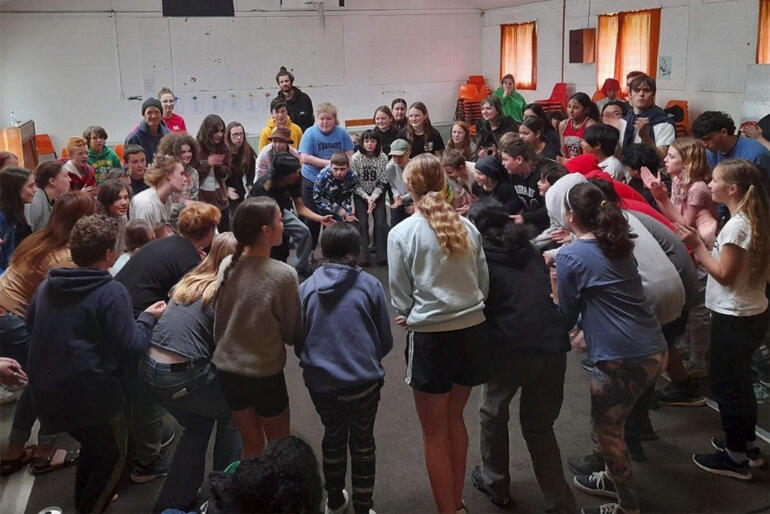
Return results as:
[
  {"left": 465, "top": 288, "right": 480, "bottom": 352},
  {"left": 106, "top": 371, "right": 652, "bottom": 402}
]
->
[
  {"left": 692, "top": 451, "right": 751, "bottom": 480},
  {"left": 470, "top": 465, "right": 512, "bottom": 508},
  {"left": 568, "top": 451, "right": 604, "bottom": 475},
  {"left": 581, "top": 503, "right": 626, "bottom": 514},
  {"left": 711, "top": 437, "right": 765, "bottom": 468},
  {"left": 581, "top": 359, "right": 595, "bottom": 372},
  {"left": 655, "top": 383, "right": 707, "bottom": 407},
  {"left": 573, "top": 471, "right": 618, "bottom": 498},
  {"left": 130, "top": 457, "right": 170, "bottom": 483}
]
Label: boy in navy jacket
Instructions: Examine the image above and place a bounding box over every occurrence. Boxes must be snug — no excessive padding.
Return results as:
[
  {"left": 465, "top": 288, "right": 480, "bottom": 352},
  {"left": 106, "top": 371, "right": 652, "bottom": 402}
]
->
[{"left": 27, "top": 214, "right": 165, "bottom": 513}]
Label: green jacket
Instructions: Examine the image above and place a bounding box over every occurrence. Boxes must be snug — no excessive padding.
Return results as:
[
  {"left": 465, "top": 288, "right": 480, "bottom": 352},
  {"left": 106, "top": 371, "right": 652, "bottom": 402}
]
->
[
  {"left": 493, "top": 88, "right": 526, "bottom": 123},
  {"left": 88, "top": 147, "right": 122, "bottom": 185}
]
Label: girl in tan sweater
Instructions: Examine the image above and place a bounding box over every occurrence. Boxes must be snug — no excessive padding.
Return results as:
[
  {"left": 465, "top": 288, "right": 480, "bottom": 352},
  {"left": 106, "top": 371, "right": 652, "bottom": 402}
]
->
[{"left": 213, "top": 196, "right": 301, "bottom": 457}]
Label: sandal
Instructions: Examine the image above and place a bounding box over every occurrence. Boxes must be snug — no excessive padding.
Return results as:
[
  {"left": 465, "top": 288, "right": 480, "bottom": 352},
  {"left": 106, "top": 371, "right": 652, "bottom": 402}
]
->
[
  {"left": 0, "top": 445, "right": 35, "bottom": 475},
  {"left": 30, "top": 448, "right": 80, "bottom": 475}
]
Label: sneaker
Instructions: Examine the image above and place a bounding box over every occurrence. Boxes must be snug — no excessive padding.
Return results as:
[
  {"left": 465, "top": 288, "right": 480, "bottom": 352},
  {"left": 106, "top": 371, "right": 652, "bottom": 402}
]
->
[
  {"left": 581, "top": 359, "right": 595, "bottom": 372},
  {"left": 568, "top": 451, "right": 605, "bottom": 475},
  {"left": 0, "top": 386, "right": 20, "bottom": 406},
  {"left": 684, "top": 360, "right": 708, "bottom": 379},
  {"left": 573, "top": 471, "right": 618, "bottom": 498},
  {"left": 711, "top": 437, "right": 765, "bottom": 468},
  {"left": 130, "top": 457, "right": 169, "bottom": 483},
  {"left": 324, "top": 489, "right": 349, "bottom": 514},
  {"left": 655, "top": 383, "right": 706, "bottom": 407},
  {"left": 581, "top": 503, "right": 626, "bottom": 514},
  {"left": 692, "top": 451, "right": 751, "bottom": 480},
  {"left": 471, "top": 465, "right": 512, "bottom": 507}
]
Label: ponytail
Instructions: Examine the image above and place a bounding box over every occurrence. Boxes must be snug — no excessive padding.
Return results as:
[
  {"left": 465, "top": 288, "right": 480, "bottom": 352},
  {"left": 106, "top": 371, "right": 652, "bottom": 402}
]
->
[
  {"left": 566, "top": 183, "right": 635, "bottom": 259},
  {"left": 417, "top": 191, "right": 470, "bottom": 256},
  {"left": 216, "top": 242, "right": 244, "bottom": 305}
]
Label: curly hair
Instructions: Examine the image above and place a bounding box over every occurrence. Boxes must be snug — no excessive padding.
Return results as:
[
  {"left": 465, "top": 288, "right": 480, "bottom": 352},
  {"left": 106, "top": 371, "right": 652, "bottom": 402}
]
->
[
  {"left": 69, "top": 214, "right": 118, "bottom": 266},
  {"left": 157, "top": 132, "right": 198, "bottom": 168},
  {"left": 405, "top": 153, "right": 470, "bottom": 256}
]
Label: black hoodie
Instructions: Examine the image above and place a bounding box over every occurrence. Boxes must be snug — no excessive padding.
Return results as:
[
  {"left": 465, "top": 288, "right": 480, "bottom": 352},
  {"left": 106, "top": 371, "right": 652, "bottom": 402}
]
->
[
  {"left": 27, "top": 267, "right": 156, "bottom": 431},
  {"left": 277, "top": 86, "right": 314, "bottom": 132},
  {"left": 482, "top": 241, "right": 570, "bottom": 358}
]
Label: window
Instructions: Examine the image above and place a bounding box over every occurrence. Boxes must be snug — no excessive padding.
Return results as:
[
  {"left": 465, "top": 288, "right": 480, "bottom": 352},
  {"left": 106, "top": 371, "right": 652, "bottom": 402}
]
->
[
  {"left": 596, "top": 8, "right": 661, "bottom": 92},
  {"left": 500, "top": 22, "right": 537, "bottom": 90},
  {"left": 758, "top": 0, "right": 770, "bottom": 64}
]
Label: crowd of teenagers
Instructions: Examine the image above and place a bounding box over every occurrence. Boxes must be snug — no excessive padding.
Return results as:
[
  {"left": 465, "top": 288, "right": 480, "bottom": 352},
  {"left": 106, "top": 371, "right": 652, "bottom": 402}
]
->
[{"left": 0, "top": 64, "right": 769, "bottom": 514}]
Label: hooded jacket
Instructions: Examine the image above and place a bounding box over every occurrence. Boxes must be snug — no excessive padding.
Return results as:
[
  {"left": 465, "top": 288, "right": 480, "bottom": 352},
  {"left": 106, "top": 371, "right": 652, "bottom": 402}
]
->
[
  {"left": 26, "top": 267, "right": 157, "bottom": 431},
  {"left": 258, "top": 115, "right": 303, "bottom": 151},
  {"left": 124, "top": 120, "right": 170, "bottom": 165},
  {"left": 297, "top": 264, "right": 393, "bottom": 392},
  {"left": 277, "top": 86, "right": 314, "bottom": 132},
  {"left": 87, "top": 146, "right": 122, "bottom": 184},
  {"left": 483, "top": 241, "right": 570, "bottom": 358}
]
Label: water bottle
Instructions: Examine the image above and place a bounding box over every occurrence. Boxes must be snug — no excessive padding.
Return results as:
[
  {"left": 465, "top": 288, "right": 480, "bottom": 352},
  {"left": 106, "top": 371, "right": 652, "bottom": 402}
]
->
[{"left": 8, "top": 110, "right": 18, "bottom": 127}]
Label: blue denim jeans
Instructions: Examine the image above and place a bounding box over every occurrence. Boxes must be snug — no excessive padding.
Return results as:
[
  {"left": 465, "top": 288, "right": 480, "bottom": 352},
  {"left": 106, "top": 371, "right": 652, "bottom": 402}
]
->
[
  {"left": 282, "top": 209, "right": 313, "bottom": 276},
  {"left": 140, "top": 356, "right": 241, "bottom": 513},
  {"left": 0, "top": 311, "right": 56, "bottom": 446}
]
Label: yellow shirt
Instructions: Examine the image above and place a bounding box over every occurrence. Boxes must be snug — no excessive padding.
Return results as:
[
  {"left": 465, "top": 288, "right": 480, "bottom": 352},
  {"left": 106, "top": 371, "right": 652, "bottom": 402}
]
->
[{"left": 258, "top": 116, "right": 303, "bottom": 151}]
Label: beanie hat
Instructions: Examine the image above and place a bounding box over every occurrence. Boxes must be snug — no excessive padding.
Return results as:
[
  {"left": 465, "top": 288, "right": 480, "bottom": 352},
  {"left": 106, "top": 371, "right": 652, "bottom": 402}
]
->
[
  {"left": 474, "top": 156, "right": 507, "bottom": 182},
  {"left": 142, "top": 97, "right": 163, "bottom": 115}
]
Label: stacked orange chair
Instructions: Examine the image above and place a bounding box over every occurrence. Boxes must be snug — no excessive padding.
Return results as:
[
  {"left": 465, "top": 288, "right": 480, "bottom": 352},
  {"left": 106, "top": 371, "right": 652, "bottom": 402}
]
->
[
  {"left": 35, "top": 134, "right": 57, "bottom": 162},
  {"left": 665, "top": 100, "right": 690, "bottom": 137},
  {"left": 536, "top": 82, "right": 568, "bottom": 114},
  {"left": 456, "top": 77, "right": 493, "bottom": 136}
]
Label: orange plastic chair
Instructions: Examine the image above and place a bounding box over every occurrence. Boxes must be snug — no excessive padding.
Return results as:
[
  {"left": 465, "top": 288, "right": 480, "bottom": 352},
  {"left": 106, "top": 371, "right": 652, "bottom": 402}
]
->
[
  {"left": 536, "top": 83, "right": 568, "bottom": 113},
  {"left": 665, "top": 100, "right": 690, "bottom": 137},
  {"left": 61, "top": 147, "right": 69, "bottom": 159},
  {"left": 459, "top": 83, "right": 480, "bottom": 101},
  {"left": 468, "top": 75, "right": 486, "bottom": 89},
  {"left": 591, "top": 90, "right": 605, "bottom": 103},
  {"left": 35, "top": 134, "right": 57, "bottom": 159},
  {"left": 113, "top": 143, "right": 124, "bottom": 163}
]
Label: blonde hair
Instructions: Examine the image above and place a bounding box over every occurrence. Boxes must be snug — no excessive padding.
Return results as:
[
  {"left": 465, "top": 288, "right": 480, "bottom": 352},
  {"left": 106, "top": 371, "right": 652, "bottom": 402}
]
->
[
  {"left": 314, "top": 102, "right": 338, "bottom": 125},
  {"left": 405, "top": 153, "right": 470, "bottom": 256},
  {"left": 717, "top": 159, "right": 770, "bottom": 278},
  {"left": 66, "top": 136, "right": 88, "bottom": 155},
  {"left": 144, "top": 153, "right": 181, "bottom": 187},
  {"left": 170, "top": 232, "right": 237, "bottom": 307},
  {"left": 671, "top": 137, "right": 711, "bottom": 189}
]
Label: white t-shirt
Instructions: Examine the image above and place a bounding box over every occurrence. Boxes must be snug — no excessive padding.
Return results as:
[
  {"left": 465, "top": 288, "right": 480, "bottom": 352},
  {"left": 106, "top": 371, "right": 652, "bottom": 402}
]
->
[
  {"left": 131, "top": 187, "right": 172, "bottom": 230},
  {"left": 618, "top": 119, "right": 675, "bottom": 148},
  {"left": 705, "top": 213, "right": 769, "bottom": 316},
  {"left": 598, "top": 156, "right": 624, "bottom": 181}
]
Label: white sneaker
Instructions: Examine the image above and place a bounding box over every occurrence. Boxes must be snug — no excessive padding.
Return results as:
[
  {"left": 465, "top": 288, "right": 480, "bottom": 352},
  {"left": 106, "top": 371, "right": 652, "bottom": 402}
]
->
[
  {"left": 324, "top": 489, "right": 349, "bottom": 514},
  {"left": 0, "top": 386, "right": 20, "bottom": 406}
]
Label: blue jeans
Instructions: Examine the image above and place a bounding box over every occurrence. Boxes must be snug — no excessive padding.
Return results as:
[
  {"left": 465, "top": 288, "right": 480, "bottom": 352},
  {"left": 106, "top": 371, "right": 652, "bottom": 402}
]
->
[
  {"left": 0, "top": 311, "right": 56, "bottom": 446},
  {"left": 282, "top": 209, "right": 313, "bottom": 276},
  {"left": 140, "top": 356, "right": 241, "bottom": 513}
]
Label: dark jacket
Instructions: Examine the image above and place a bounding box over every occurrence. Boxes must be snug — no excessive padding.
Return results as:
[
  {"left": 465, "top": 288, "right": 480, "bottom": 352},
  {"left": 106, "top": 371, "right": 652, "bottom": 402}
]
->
[
  {"left": 125, "top": 120, "right": 170, "bottom": 165},
  {"left": 475, "top": 115, "right": 519, "bottom": 150},
  {"left": 277, "top": 86, "right": 314, "bottom": 132},
  {"left": 297, "top": 264, "right": 393, "bottom": 392},
  {"left": 27, "top": 268, "right": 157, "bottom": 431},
  {"left": 483, "top": 242, "right": 570, "bottom": 358}
]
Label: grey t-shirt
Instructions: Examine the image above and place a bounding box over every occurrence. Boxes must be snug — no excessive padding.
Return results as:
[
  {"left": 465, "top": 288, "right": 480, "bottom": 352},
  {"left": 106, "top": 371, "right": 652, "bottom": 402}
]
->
[{"left": 150, "top": 297, "right": 214, "bottom": 361}]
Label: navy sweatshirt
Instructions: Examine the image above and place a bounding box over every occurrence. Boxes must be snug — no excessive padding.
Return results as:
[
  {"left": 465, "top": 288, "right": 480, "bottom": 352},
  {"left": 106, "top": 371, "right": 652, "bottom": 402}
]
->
[
  {"left": 27, "top": 267, "right": 156, "bottom": 431},
  {"left": 483, "top": 242, "right": 570, "bottom": 358},
  {"left": 297, "top": 263, "right": 393, "bottom": 392}
]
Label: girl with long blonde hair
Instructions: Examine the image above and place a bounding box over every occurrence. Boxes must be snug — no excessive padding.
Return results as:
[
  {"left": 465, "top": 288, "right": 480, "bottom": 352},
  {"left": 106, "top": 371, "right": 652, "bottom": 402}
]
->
[
  {"left": 139, "top": 232, "right": 242, "bottom": 512},
  {"left": 677, "top": 159, "right": 770, "bottom": 479},
  {"left": 387, "top": 153, "right": 489, "bottom": 514},
  {"left": 641, "top": 137, "right": 718, "bottom": 383}
]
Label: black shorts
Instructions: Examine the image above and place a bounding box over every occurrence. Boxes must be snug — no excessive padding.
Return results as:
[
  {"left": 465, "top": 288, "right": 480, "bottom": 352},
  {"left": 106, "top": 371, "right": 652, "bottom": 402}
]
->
[
  {"left": 218, "top": 370, "right": 289, "bottom": 417},
  {"left": 404, "top": 322, "right": 490, "bottom": 394}
]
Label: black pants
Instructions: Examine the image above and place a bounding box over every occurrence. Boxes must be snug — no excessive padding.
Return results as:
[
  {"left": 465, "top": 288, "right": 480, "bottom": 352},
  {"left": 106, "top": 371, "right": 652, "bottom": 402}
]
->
[
  {"left": 353, "top": 195, "right": 389, "bottom": 264},
  {"left": 301, "top": 177, "right": 321, "bottom": 248},
  {"left": 710, "top": 309, "right": 769, "bottom": 452},
  {"left": 309, "top": 381, "right": 382, "bottom": 514},
  {"left": 68, "top": 412, "right": 128, "bottom": 513}
]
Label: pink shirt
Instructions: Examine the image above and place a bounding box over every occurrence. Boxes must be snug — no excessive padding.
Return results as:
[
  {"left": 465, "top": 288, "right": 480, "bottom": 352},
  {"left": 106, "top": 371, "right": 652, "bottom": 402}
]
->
[{"left": 671, "top": 177, "right": 715, "bottom": 222}]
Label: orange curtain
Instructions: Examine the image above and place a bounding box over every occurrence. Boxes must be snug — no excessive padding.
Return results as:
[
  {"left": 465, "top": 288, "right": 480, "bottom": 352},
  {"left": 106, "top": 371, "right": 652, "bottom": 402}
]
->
[
  {"left": 596, "top": 14, "right": 619, "bottom": 92},
  {"left": 500, "top": 22, "right": 537, "bottom": 90},
  {"left": 758, "top": 0, "right": 770, "bottom": 64},
  {"left": 595, "top": 8, "right": 661, "bottom": 92}
]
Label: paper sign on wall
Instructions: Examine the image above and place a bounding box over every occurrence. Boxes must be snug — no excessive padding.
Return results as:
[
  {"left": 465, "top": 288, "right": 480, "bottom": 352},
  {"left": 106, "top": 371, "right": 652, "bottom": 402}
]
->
[{"left": 658, "top": 56, "right": 672, "bottom": 79}]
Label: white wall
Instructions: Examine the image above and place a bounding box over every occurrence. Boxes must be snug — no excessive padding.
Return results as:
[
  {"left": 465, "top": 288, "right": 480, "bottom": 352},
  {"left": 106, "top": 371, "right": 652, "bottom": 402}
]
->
[
  {"left": 0, "top": 0, "right": 483, "bottom": 150},
  {"left": 482, "top": 0, "right": 770, "bottom": 124}
]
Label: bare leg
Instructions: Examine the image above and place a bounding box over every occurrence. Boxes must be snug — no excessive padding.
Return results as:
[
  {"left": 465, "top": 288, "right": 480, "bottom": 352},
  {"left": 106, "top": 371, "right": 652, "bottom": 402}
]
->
[
  {"left": 231, "top": 408, "right": 265, "bottom": 457},
  {"left": 447, "top": 385, "right": 472, "bottom": 510},
  {"left": 260, "top": 407, "right": 291, "bottom": 444},
  {"left": 413, "top": 388, "right": 456, "bottom": 514}
]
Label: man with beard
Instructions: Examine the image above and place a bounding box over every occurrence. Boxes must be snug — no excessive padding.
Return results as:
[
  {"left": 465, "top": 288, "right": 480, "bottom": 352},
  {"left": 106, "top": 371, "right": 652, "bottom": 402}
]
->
[{"left": 275, "top": 67, "right": 314, "bottom": 132}]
